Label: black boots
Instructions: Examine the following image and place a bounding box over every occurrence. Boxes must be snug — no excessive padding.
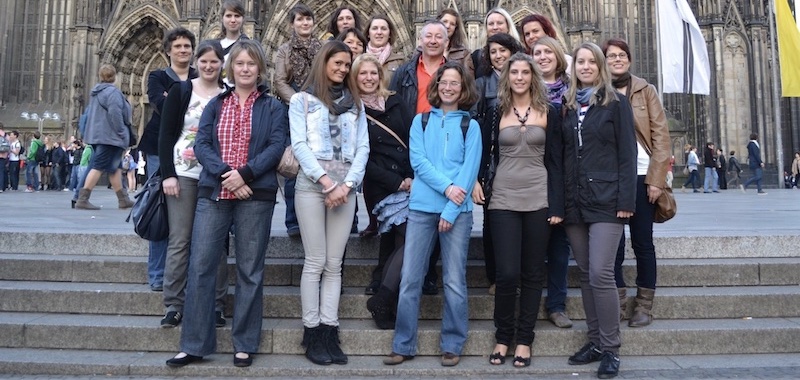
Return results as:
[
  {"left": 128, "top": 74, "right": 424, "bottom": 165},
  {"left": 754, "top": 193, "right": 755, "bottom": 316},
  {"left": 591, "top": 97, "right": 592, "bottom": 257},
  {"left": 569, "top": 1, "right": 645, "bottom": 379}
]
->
[
  {"left": 366, "top": 286, "right": 397, "bottom": 330},
  {"left": 302, "top": 325, "right": 347, "bottom": 365},
  {"left": 322, "top": 324, "right": 348, "bottom": 364}
]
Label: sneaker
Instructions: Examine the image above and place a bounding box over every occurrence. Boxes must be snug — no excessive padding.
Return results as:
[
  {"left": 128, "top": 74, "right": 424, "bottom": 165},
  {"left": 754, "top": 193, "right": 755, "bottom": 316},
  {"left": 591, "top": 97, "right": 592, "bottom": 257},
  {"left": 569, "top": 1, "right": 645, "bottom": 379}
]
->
[
  {"left": 150, "top": 283, "right": 163, "bottom": 292},
  {"left": 597, "top": 351, "right": 620, "bottom": 379},
  {"left": 160, "top": 311, "right": 182, "bottom": 328},
  {"left": 216, "top": 311, "right": 226, "bottom": 327},
  {"left": 568, "top": 342, "right": 603, "bottom": 365},
  {"left": 757, "top": 191, "right": 767, "bottom": 195},
  {"left": 680, "top": 185, "right": 686, "bottom": 193},
  {"left": 24, "top": 188, "right": 33, "bottom": 193},
  {"left": 739, "top": 184, "right": 746, "bottom": 193}
]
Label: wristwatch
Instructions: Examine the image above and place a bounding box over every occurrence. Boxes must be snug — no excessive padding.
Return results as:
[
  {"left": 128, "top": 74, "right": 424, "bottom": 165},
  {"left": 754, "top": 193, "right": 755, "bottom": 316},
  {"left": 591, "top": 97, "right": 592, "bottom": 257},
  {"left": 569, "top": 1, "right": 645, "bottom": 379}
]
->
[{"left": 344, "top": 181, "right": 355, "bottom": 189}]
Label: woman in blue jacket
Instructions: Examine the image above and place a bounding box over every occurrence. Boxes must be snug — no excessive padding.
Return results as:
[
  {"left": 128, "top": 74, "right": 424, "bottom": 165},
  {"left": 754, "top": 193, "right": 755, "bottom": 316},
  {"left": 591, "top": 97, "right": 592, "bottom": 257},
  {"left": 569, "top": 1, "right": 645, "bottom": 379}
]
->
[
  {"left": 166, "top": 40, "right": 286, "bottom": 369},
  {"left": 384, "top": 61, "right": 481, "bottom": 367},
  {"left": 290, "top": 41, "right": 369, "bottom": 366},
  {"left": 549, "top": 42, "right": 636, "bottom": 379}
]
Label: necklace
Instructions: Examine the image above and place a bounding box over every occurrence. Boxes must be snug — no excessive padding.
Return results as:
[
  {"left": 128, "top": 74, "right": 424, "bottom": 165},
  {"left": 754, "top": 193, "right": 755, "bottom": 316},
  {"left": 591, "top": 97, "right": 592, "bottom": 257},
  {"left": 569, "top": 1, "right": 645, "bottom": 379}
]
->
[{"left": 513, "top": 105, "right": 532, "bottom": 125}]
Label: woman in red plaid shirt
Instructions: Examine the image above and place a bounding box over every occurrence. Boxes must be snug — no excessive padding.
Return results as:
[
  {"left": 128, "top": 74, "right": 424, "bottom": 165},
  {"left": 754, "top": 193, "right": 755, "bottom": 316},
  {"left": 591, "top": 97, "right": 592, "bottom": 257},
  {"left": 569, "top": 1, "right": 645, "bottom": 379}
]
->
[{"left": 166, "top": 39, "right": 288, "bottom": 369}]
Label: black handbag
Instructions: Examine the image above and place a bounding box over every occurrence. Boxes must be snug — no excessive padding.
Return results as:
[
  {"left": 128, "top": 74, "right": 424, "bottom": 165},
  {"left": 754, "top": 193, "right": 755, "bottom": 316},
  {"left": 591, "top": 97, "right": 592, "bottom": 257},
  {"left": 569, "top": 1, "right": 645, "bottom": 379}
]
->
[
  {"left": 126, "top": 170, "right": 169, "bottom": 241},
  {"left": 480, "top": 107, "right": 498, "bottom": 203}
]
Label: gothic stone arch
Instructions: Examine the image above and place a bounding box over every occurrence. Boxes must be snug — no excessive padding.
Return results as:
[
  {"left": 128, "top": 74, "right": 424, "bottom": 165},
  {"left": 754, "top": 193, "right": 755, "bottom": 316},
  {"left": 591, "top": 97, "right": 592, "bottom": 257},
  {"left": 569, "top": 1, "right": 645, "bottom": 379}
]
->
[{"left": 99, "top": 4, "right": 180, "bottom": 139}]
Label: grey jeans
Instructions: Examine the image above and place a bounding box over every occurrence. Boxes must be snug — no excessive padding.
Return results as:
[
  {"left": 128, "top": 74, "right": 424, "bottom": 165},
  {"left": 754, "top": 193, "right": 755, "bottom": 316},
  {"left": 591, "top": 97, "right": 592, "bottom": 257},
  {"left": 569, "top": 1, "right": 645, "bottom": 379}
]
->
[
  {"left": 565, "top": 222, "right": 623, "bottom": 354},
  {"left": 163, "top": 176, "right": 228, "bottom": 313},
  {"left": 296, "top": 188, "right": 356, "bottom": 327}
]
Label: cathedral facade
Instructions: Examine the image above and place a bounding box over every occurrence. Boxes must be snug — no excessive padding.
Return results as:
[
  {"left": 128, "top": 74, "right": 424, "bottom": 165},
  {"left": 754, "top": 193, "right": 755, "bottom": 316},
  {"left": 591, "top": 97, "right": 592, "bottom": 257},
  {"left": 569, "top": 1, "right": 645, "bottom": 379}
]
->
[{"left": 0, "top": 0, "right": 798, "bottom": 176}]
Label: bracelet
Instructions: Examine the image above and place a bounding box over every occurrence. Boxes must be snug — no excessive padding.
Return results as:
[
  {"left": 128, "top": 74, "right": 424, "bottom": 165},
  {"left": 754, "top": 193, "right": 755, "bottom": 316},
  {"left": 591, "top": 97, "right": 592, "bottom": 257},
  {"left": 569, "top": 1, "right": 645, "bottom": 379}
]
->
[{"left": 322, "top": 181, "right": 339, "bottom": 194}]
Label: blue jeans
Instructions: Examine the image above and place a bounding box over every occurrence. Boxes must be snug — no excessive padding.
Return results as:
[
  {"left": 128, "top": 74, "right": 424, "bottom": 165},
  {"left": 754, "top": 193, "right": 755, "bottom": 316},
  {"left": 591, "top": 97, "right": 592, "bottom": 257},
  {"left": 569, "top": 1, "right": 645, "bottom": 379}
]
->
[
  {"left": 682, "top": 169, "right": 699, "bottom": 190},
  {"left": 392, "top": 210, "right": 472, "bottom": 356},
  {"left": 25, "top": 161, "right": 40, "bottom": 189},
  {"left": 72, "top": 166, "right": 89, "bottom": 200},
  {"left": 180, "top": 197, "right": 275, "bottom": 356},
  {"left": 70, "top": 163, "right": 80, "bottom": 191},
  {"left": 545, "top": 224, "right": 570, "bottom": 313},
  {"left": 703, "top": 167, "right": 719, "bottom": 192},
  {"left": 146, "top": 155, "right": 167, "bottom": 286},
  {"left": 284, "top": 177, "right": 299, "bottom": 232},
  {"left": 743, "top": 167, "right": 764, "bottom": 192}
]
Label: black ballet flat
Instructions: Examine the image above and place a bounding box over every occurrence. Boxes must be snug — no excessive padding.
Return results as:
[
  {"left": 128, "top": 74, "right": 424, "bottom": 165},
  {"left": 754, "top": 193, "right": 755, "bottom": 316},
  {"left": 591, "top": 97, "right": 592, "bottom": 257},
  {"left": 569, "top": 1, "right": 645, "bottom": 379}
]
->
[
  {"left": 489, "top": 351, "right": 506, "bottom": 365},
  {"left": 513, "top": 355, "right": 531, "bottom": 368},
  {"left": 166, "top": 353, "right": 203, "bottom": 368},
  {"left": 234, "top": 352, "right": 253, "bottom": 367}
]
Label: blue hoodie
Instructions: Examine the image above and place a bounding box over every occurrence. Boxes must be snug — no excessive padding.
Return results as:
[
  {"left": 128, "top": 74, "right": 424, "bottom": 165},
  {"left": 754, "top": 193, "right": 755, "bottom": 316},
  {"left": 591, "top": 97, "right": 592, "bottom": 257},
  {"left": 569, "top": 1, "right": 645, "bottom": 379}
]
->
[{"left": 409, "top": 107, "right": 482, "bottom": 223}]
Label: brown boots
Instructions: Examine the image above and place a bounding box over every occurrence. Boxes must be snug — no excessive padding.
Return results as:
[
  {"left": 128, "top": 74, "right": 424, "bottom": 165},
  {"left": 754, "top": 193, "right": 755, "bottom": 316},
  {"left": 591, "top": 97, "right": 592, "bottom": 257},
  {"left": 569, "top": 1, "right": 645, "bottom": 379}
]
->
[
  {"left": 116, "top": 189, "right": 134, "bottom": 209},
  {"left": 75, "top": 189, "right": 100, "bottom": 210},
  {"left": 617, "top": 288, "right": 628, "bottom": 321},
  {"left": 628, "top": 287, "right": 655, "bottom": 327},
  {"left": 76, "top": 189, "right": 134, "bottom": 210}
]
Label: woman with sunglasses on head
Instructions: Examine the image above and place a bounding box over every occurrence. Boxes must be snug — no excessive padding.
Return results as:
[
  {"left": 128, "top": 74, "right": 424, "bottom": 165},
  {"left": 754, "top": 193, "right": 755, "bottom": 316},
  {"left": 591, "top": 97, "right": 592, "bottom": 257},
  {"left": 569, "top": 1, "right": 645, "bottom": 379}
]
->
[
  {"left": 290, "top": 41, "right": 369, "bottom": 366},
  {"left": 549, "top": 42, "right": 636, "bottom": 379},
  {"left": 484, "top": 52, "right": 560, "bottom": 368},
  {"left": 602, "top": 38, "right": 670, "bottom": 329}
]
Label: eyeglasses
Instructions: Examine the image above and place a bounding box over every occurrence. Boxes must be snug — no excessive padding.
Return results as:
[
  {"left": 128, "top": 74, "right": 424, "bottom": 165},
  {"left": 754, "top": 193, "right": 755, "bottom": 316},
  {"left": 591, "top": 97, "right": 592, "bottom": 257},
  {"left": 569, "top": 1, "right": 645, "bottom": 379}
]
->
[
  {"left": 437, "top": 81, "right": 461, "bottom": 88},
  {"left": 606, "top": 53, "right": 628, "bottom": 61}
]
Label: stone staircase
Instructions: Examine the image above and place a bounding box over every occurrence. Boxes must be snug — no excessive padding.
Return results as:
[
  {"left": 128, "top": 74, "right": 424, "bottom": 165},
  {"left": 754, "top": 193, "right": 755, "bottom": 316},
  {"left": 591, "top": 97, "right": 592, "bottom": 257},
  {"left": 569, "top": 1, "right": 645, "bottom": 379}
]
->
[{"left": 1, "top": 232, "right": 800, "bottom": 377}]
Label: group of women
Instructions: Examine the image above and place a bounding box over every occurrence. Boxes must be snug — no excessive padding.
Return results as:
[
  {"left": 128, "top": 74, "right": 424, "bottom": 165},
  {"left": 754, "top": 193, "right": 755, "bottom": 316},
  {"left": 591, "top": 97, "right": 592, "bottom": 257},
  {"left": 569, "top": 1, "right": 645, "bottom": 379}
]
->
[{"left": 152, "top": 3, "right": 670, "bottom": 379}]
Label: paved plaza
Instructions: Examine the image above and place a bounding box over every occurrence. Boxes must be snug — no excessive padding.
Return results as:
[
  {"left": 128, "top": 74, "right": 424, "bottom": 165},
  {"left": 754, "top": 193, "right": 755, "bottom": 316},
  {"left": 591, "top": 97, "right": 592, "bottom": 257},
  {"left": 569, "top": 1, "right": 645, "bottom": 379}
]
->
[{"left": 2, "top": 186, "right": 798, "bottom": 238}]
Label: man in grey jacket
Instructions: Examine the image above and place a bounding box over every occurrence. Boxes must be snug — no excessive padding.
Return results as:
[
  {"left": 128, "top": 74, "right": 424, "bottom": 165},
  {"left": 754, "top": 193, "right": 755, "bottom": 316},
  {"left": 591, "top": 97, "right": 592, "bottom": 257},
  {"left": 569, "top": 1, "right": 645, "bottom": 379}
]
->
[{"left": 75, "top": 64, "right": 135, "bottom": 210}]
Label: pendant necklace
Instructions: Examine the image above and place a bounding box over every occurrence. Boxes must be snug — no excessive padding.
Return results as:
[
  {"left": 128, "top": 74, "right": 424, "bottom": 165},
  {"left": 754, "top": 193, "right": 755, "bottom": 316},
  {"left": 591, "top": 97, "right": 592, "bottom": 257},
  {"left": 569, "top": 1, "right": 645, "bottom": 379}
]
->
[{"left": 513, "top": 105, "right": 532, "bottom": 131}]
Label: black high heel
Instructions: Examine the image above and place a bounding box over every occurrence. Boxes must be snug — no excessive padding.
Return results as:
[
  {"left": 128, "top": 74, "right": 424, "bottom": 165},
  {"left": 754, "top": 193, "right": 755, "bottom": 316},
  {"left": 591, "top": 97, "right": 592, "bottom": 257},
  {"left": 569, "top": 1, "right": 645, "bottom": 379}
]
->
[{"left": 71, "top": 199, "right": 76, "bottom": 209}]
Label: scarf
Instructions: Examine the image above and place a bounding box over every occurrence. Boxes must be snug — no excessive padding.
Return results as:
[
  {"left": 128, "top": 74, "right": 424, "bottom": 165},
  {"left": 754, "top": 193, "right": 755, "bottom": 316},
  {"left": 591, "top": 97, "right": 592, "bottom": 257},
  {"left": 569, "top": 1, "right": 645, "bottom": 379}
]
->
[
  {"left": 546, "top": 77, "right": 569, "bottom": 104},
  {"left": 367, "top": 43, "right": 393, "bottom": 65},
  {"left": 307, "top": 83, "right": 355, "bottom": 116},
  {"left": 576, "top": 87, "right": 594, "bottom": 106},
  {"left": 289, "top": 33, "right": 322, "bottom": 90},
  {"left": 612, "top": 72, "right": 631, "bottom": 92},
  {"left": 361, "top": 93, "right": 385, "bottom": 112}
]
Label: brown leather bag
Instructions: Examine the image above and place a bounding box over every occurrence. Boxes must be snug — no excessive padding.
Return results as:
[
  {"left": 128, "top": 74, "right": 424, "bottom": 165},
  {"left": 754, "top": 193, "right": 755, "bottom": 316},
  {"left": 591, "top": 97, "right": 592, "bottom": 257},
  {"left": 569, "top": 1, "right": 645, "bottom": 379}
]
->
[{"left": 654, "top": 187, "right": 677, "bottom": 223}]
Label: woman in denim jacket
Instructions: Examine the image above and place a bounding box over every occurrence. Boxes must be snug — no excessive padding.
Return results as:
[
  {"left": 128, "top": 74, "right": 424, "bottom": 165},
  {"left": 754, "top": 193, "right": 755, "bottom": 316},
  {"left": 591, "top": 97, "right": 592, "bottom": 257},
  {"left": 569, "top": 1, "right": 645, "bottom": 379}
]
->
[{"left": 289, "top": 41, "right": 369, "bottom": 366}]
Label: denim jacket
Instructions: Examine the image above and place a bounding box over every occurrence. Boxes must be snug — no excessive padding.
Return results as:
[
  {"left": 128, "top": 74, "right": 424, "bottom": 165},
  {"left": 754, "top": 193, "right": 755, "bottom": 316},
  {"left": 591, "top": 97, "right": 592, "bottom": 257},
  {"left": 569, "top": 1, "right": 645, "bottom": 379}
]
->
[{"left": 288, "top": 91, "right": 370, "bottom": 185}]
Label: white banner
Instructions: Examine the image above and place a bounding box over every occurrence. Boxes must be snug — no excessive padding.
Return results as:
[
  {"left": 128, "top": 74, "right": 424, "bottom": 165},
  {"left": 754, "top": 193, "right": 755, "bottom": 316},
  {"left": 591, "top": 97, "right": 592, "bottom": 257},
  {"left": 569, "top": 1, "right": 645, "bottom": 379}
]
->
[{"left": 658, "top": 0, "right": 711, "bottom": 95}]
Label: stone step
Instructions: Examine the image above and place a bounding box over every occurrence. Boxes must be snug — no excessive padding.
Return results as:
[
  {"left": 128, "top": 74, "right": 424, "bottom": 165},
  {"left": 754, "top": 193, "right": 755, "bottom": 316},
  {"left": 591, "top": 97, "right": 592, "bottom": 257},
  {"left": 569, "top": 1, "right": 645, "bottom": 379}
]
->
[
  {"left": 1, "top": 280, "right": 798, "bottom": 320},
  {"left": 2, "top": 253, "right": 798, "bottom": 288},
  {"left": 1, "top": 348, "right": 799, "bottom": 378},
  {"left": 1, "top": 231, "right": 798, "bottom": 259},
  {"left": 2, "top": 312, "right": 799, "bottom": 356}
]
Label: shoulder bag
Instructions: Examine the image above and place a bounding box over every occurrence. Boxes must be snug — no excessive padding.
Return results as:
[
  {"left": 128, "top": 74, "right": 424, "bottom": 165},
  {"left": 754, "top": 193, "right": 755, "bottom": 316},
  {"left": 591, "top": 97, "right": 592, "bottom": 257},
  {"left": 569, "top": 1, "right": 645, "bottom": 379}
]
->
[
  {"left": 277, "top": 94, "right": 306, "bottom": 178},
  {"left": 654, "top": 186, "right": 677, "bottom": 223},
  {"left": 126, "top": 170, "right": 169, "bottom": 241}
]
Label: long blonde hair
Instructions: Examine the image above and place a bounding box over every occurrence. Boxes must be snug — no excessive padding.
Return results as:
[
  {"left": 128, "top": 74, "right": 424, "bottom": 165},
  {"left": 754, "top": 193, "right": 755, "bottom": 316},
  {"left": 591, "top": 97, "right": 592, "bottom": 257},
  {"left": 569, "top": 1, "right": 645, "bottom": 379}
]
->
[
  {"left": 351, "top": 54, "right": 394, "bottom": 99},
  {"left": 564, "top": 42, "right": 617, "bottom": 109},
  {"left": 497, "top": 53, "right": 549, "bottom": 116}
]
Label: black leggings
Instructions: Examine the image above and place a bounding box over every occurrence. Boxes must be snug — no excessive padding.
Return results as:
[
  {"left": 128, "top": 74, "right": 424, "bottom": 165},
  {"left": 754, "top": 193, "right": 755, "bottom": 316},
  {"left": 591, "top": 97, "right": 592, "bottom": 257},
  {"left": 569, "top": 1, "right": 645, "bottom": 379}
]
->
[{"left": 489, "top": 208, "right": 550, "bottom": 346}]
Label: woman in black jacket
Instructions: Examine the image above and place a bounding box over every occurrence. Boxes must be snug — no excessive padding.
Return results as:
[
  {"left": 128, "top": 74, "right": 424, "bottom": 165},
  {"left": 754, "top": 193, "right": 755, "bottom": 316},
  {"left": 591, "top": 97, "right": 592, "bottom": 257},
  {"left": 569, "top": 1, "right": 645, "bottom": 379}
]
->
[
  {"left": 156, "top": 40, "right": 229, "bottom": 330},
  {"left": 353, "top": 54, "right": 413, "bottom": 329},
  {"left": 549, "top": 42, "right": 636, "bottom": 379}
]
